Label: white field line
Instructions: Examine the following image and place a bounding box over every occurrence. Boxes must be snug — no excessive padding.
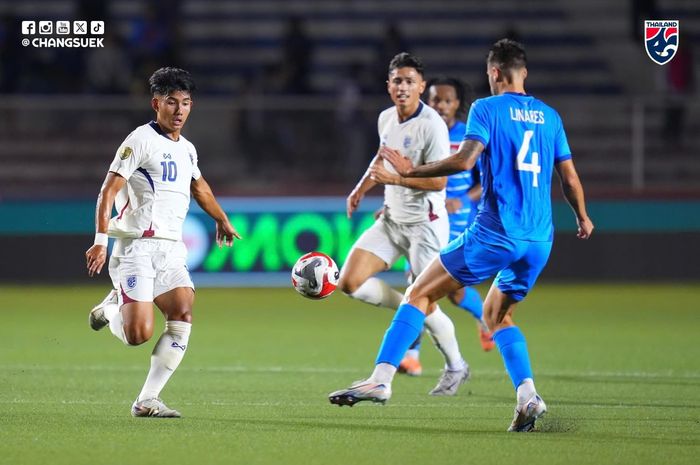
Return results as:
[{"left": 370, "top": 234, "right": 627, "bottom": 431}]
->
[
  {"left": 2, "top": 364, "right": 700, "bottom": 379},
  {"left": 2, "top": 399, "right": 694, "bottom": 410}
]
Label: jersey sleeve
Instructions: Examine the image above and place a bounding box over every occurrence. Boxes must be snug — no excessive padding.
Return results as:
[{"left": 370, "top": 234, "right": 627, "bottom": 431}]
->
[
  {"left": 423, "top": 115, "right": 450, "bottom": 164},
  {"left": 554, "top": 113, "right": 572, "bottom": 163},
  {"left": 109, "top": 132, "right": 146, "bottom": 180},
  {"left": 377, "top": 109, "right": 389, "bottom": 147},
  {"left": 190, "top": 145, "right": 202, "bottom": 180},
  {"left": 464, "top": 100, "right": 490, "bottom": 147}
]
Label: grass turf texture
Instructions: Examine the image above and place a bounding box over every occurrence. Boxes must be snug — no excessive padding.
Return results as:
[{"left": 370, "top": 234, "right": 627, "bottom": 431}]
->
[{"left": 1, "top": 284, "right": 699, "bottom": 465}]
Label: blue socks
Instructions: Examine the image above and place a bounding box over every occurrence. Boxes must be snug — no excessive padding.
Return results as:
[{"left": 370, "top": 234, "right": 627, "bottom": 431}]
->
[
  {"left": 459, "top": 287, "right": 483, "bottom": 321},
  {"left": 407, "top": 334, "right": 422, "bottom": 351},
  {"left": 376, "top": 303, "right": 425, "bottom": 367},
  {"left": 493, "top": 326, "right": 533, "bottom": 390}
]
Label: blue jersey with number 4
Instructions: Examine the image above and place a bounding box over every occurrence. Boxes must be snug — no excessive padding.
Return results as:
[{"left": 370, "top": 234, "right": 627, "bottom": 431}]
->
[{"left": 465, "top": 92, "right": 571, "bottom": 242}]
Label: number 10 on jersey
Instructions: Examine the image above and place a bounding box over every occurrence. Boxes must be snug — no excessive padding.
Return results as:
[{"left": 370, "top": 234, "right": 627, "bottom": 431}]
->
[
  {"left": 517, "top": 130, "right": 541, "bottom": 187},
  {"left": 160, "top": 161, "right": 178, "bottom": 182}
]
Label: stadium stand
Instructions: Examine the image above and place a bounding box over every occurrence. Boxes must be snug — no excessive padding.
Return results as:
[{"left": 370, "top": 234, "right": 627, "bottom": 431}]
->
[{"left": 0, "top": 0, "right": 697, "bottom": 197}]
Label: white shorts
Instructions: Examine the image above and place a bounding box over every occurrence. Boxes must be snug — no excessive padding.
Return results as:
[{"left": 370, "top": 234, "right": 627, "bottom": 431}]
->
[
  {"left": 351, "top": 214, "right": 449, "bottom": 279},
  {"left": 108, "top": 238, "right": 194, "bottom": 305}
]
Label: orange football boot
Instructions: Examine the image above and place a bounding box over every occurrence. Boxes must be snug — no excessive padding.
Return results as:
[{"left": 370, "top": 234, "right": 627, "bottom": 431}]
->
[{"left": 398, "top": 355, "right": 423, "bottom": 376}]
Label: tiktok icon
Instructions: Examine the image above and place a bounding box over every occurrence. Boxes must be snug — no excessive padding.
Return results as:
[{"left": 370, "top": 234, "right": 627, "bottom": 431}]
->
[{"left": 90, "top": 21, "right": 104, "bottom": 35}]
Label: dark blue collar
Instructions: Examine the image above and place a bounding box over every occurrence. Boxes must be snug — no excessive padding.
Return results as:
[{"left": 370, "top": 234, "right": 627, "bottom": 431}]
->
[
  {"left": 399, "top": 101, "right": 423, "bottom": 124},
  {"left": 149, "top": 121, "right": 178, "bottom": 141},
  {"left": 504, "top": 91, "right": 531, "bottom": 97}
]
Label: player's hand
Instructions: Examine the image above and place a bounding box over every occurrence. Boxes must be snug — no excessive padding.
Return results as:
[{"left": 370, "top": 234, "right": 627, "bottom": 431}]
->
[
  {"left": 369, "top": 162, "right": 400, "bottom": 186},
  {"left": 576, "top": 216, "right": 594, "bottom": 239},
  {"left": 216, "top": 219, "right": 242, "bottom": 247},
  {"left": 445, "top": 198, "right": 462, "bottom": 214},
  {"left": 346, "top": 189, "right": 363, "bottom": 218},
  {"left": 373, "top": 206, "right": 384, "bottom": 220},
  {"left": 379, "top": 146, "right": 414, "bottom": 177},
  {"left": 85, "top": 245, "right": 107, "bottom": 277}
]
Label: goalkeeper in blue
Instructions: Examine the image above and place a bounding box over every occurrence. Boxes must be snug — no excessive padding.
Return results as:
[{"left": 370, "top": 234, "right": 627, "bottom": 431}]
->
[{"left": 329, "top": 39, "right": 594, "bottom": 433}]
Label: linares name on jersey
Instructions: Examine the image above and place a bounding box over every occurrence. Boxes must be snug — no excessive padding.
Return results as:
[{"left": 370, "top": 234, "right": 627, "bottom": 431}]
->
[{"left": 509, "top": 108, "right": 545, "bottom": 124}]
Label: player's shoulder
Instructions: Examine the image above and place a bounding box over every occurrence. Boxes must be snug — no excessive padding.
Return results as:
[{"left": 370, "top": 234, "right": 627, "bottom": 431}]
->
[
  {"left": 468, "top": 96, "right": 500, "bottom": 118},
  {"left": 537, "top": 99, "right": 563, "bottom": 123},
  {"left": 178, "top": 133, "right": 197, "bottom": 152},
  {"left": 418, "top": 102, "right": 444, "bottom": 123},
  {"left": 125, "top": 122, "right": 161, "bottom": 144},
  {"left": 378, "top": 106, "right": 395, "bottom": 124},
  {"left": 414, "top": 103, "right": 448, "bottom": 135}
]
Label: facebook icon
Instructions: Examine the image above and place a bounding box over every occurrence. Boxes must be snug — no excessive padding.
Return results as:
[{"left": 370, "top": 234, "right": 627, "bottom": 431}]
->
[{"left": 21, "top": 21, "right": 35, "bottom": 34}]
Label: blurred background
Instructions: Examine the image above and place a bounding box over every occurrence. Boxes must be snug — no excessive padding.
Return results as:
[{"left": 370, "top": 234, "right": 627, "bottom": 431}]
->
[{"left": 0, "top": 0, "right": 698, "bottom": 285}]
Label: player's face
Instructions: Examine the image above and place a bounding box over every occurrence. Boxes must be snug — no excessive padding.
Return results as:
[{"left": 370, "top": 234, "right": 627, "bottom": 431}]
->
[
  {"left": 428, "top": 84, "right": 460, "bottom": 126},
  {"left": 387, "top": 67, "right": 426, "bottom": 114},
  {"left": 151, "top": 90, "right": 193, "bottom": 135}
]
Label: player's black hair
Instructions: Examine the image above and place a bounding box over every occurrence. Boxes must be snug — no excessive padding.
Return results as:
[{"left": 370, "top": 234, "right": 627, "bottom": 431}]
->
[
  {"left": 487, "top": 38, "right": 527, "bottom": 80},
  {"left": 388, "top": 52, "right": 425, "bottom": 77},
  {"left": 426, "top": 76, "right": 474, "bottom": 120},
  {"left": 149, "top": 67, "right": 196, "bottom": 96}
]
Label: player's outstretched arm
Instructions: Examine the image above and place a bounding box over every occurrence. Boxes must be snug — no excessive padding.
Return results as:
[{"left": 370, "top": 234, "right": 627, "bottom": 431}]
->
[
  {"left": 555, "top": 159, "right": 594, "bottom": 239},
  {"left": 86, "top": 172, "right": 126, "bottom": 277},
  {"left": 369, "top": 159, "right": 446, "bottom": 191},
  {"left": 191, "top": 175, "right": 241, "bottom": 247},
  {"left": 347, "top": 154, "right": 381, "bottom": 218},
  {"left": 379, "top": 139, "right": 484, "bottom": 178}
]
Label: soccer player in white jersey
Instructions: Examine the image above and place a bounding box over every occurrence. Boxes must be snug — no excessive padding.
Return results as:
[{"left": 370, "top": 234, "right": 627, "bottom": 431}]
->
[
  {"left": 337, "top": 52, "right": 470, "bottom": 397},
  {"left": 85, "top": 68, "right": 240, "bottom": 418}
]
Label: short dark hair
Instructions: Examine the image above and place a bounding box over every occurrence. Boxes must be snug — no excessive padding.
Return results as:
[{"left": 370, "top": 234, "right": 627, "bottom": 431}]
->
[
  {"left": 388, "top": 52, "right": 425, "bottom": 77},
  {"left": 487, "top": 38, "right": 527, "bottom": 79},
  {"left": 149, "top": 67, "right": 196, "bottom": 96},
  {"left": 426, "top": 76, "right": 473, "bottom": 120}
]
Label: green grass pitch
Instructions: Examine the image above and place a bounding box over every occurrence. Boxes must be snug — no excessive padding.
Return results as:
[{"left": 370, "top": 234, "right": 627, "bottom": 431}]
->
[{"left": 1, "top": 284, "right": 699, "bottom": 465}]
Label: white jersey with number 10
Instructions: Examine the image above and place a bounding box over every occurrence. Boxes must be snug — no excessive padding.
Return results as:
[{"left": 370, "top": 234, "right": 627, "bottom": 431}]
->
[{"left": 107, "top": 121, "right": 201, "bottom": 241}]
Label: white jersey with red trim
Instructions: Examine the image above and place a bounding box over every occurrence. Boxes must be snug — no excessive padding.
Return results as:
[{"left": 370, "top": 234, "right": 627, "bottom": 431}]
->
[
  {"left": 378, "top": 101, "right": 449, "bottom": 224},
  {"left": 107, "top": 121, "right": 201, "bottom": 241}
]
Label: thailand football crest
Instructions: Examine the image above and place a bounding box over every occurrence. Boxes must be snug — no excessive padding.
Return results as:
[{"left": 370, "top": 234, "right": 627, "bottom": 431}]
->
[{"left": 645, "top": 20, "right": 679, "bottom": 65}]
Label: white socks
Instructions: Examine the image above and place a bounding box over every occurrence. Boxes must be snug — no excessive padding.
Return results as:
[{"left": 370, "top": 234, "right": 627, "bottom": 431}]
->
[
  {"left": 137, "top": 320, "right": 192, "bottom": 402},
  {"left": 104, "top": 302, "right": 130, "bottom": 345},
  {"left": 369, "top": 362, "right": 397, "bottom": 385},
  {"left": 349, "top": 277, "right": 404, "bottom": 309},
  {"left": 424, "top": 306, "right": 467, "bottom": 372},
  {"left": 516, "top": 378, "right": 537, "bottom": 406}
]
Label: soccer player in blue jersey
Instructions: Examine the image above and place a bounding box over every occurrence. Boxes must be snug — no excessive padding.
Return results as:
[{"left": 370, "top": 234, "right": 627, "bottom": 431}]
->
[
  {"left": 329, "top": 39, "right": 594, "bottom": 433},
  {"left": 400, "top": 77, "right": 492, "bottom": 376}
]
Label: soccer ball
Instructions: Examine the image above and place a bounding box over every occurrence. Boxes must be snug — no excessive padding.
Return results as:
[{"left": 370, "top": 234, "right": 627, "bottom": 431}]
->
[{"left": 291, "top": 252, "right": 339, "bottom": 299}]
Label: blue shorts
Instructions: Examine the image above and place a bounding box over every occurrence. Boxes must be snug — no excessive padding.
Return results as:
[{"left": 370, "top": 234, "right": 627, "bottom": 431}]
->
[{"left": 439, "top": 223, "right": 552, "bottom": 301}]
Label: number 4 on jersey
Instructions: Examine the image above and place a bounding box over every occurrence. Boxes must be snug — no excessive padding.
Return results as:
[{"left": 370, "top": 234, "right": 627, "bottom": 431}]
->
[{"left": 517, "top": 130, "right": 541, "bottom": 187}]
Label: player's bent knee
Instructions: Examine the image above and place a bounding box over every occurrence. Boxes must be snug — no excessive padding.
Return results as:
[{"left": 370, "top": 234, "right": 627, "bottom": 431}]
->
[
  {"left": 447, "top": 292, "right": 460, "bottom": 306},
  {"left": 404, "top": 284, "right": 431, "bottom": 311},
  {"left": 338, "top": 276, "right": 361, "bottom": 296},
  {"left": 123, "top": 324, "right": 153, "bottom": 346},
  {"left": 167, "top": 307, "right": 193, "bottom": 323}
]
